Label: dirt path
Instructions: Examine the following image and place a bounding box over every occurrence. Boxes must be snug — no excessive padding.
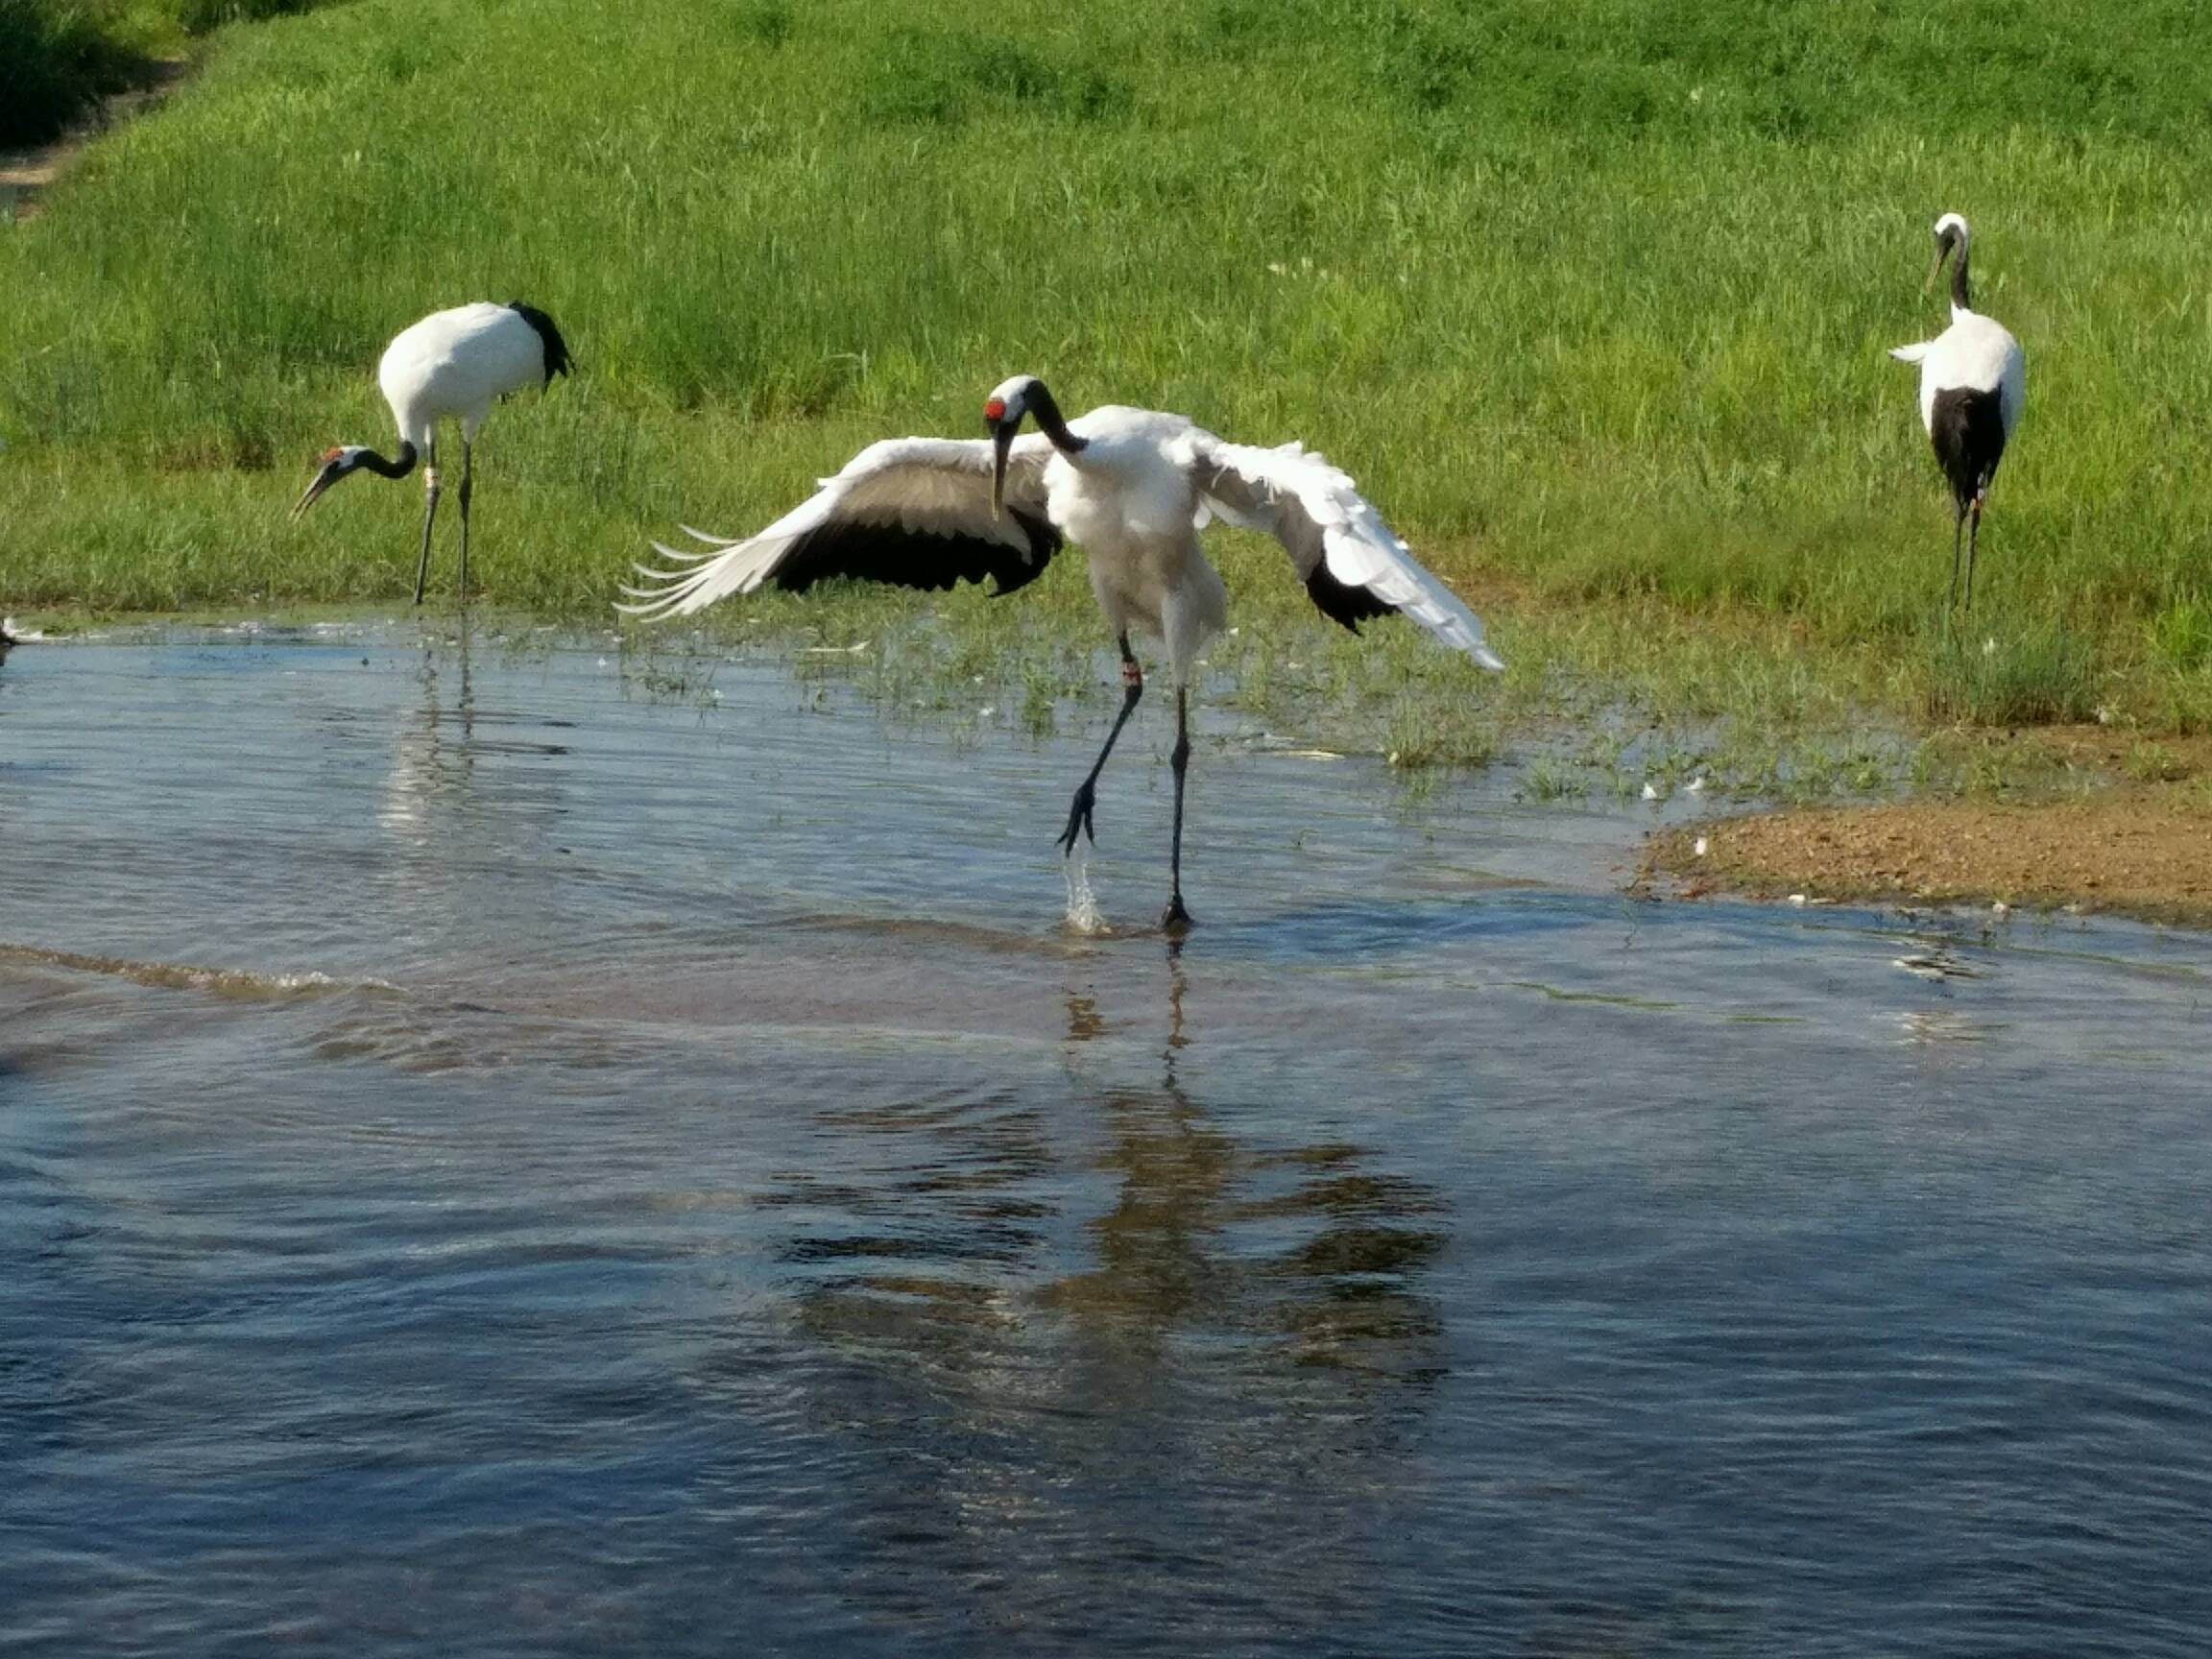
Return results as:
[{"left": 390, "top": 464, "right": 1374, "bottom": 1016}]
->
[
  {"left": 1643, "top": 728, "right": 2212, "bottom": 926},
  {"left": 1, "top": 60, "right": 188, "bottom": 222}
]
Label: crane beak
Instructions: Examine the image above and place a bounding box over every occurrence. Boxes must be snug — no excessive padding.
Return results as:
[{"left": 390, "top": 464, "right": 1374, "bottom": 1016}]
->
[
  {"left": 1924, "top": 229, "right": 1958, "bottom": 292},
  {"left": 289, "top": 450, "right": 352, "bottom": 520},
  {"left": 989, "top": 419, "right": 1015, "bottom": 521}
]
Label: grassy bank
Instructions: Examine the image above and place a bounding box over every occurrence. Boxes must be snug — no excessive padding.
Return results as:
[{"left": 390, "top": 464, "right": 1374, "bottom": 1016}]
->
[{"left": 4, "top": 0, "right": 2212, "bottom": 748}]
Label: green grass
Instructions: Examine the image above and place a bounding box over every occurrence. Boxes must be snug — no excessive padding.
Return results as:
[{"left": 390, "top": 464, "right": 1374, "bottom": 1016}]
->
[
  {"left": 0, "top": 0, "right": 146, "bottom": 148},
  {"left": 1915, "top": 622, "right": 2103, "bottom": 727},
  {"left": 4, "top": 0, "right": 2212, "bottom": 755},
  {"left": 0, "top": 0, "right": 347, "bottom": 149}
]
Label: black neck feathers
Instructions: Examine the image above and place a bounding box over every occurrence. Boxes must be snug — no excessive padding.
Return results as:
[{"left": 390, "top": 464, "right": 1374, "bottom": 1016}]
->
[
  {"left": 507, "top": 301, "right": 573, "bottom": 384},
  {"left": 362, "top": 441, "right": 418, "bottom": 480},
  {"left": 1028, "top": 381, "right": 1088, "bottom": 453},
  {"left": 1941, "top": 232, "right": 1973, "bottom": 310}
]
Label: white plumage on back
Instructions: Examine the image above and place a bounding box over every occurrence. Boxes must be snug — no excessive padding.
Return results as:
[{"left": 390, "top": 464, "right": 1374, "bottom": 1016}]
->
[
  {"left": 378, "top": 303, "right": 553, "bottom": 450},
  {"left": 1891, "top": 313, "right": 2025, "bottom": 438},
  {"left": 1888, "top": 211, "right": 2025, "bottom": 439}
]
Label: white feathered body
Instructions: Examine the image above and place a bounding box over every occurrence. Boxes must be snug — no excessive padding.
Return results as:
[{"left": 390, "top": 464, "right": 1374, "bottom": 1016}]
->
[
  {"left": 377, "top": 303, "right": 549, "bottom": 452},
  {"left": 1894, "top": 305, "right": 2026, "bottom": 437},
  {"left": 1046, "top": 408, "right": 1229, "bottom": 669}
]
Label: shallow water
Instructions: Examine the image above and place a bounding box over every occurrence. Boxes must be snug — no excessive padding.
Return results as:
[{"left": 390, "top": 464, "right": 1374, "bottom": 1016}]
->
[{"left": 4, "top": 624, "right": 2209, "bottom": 1656}]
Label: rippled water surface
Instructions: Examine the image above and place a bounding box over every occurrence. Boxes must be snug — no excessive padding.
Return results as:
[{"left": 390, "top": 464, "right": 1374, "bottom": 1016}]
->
[{"left": 4, "top": 625, "right": 2210, "bottom": 1656}]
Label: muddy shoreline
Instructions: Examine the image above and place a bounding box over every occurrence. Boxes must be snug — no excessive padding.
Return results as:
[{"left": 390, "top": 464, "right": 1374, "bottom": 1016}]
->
[{"left": 1642, "top": 729, "right": 2212, "bottom": 928}]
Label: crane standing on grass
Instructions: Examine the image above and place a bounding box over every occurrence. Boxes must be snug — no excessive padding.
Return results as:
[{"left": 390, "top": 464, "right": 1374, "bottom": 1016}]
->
[
  {"left": 1890, "top": 213, "right": 2025, "bottom": 612},
  {"left": 621, "top": 375, "right": 1505, "bottom": 934},
  {"left": 291, "top": 301, "right": 572, "bottom": 603}
]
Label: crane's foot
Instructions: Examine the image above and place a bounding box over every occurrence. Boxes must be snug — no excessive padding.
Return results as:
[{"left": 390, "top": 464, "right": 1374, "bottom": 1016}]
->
[
  {"left": 1161, "top": 894, "right": 1193, "bottom": 937},
  {"left": 1056, "top": 783, "right": 1098, "bottom": 854}
]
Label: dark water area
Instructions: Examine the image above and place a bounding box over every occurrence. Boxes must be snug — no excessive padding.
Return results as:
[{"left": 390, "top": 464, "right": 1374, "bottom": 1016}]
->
[{"left": 3, "top": 625, "right": 2209, "bottom": 1656}]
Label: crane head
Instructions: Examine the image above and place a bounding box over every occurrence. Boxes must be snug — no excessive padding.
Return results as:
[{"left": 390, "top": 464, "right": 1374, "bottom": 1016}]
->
[
  {"left": 290, "top": 445, "right": 370, "bottom": 519},
  {"left": 982, "top": 374, "right": 1041, "bottom": 519},
  {"left": 1927, "top": 212, "right": 1970, "bottom": 289}
]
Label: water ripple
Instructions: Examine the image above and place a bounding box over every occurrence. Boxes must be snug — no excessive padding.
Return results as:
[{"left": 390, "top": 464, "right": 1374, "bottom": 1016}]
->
[{"left": 3, "top": 627, "right": 2210, "bottom": 1656}]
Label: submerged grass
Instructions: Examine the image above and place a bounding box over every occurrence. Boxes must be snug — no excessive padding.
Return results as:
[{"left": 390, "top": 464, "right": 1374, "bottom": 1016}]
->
[{"left": 3, "top": 0, "right": 2211, "bottom": 759}]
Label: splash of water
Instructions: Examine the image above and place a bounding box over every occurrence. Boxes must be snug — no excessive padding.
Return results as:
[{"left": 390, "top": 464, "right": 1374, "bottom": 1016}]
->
[{"left": 1062, "top": 840, "right": 1109, "bottom": 936}]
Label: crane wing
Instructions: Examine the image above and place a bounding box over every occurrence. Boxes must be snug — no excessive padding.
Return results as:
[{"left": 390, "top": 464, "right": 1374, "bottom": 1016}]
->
[
  {"left": 619, "top": 436, "right": 1059, "bottom": 620},
  {"left": 1190, "top": 436, "right": 1504, "bottom": 670}
]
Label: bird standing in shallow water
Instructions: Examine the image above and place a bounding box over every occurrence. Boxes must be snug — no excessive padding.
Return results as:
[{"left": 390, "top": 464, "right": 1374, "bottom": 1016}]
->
[
  {"left": 1890, "top": 213, "right": 2025, "bottom": 612},
  {"left": 292, "top": 301, "right": 571, "bottom": 603},
  {"left": 621, "top": 375, "right": 1505, "bottom": 934}
]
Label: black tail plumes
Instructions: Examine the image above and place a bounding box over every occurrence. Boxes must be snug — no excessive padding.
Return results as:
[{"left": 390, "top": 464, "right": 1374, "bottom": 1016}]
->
[
  {"left": 1929, "top": 386, "right": 2007, "bottom": 514},
  {"left": 1931, "top": 386, "right": 2008, "bottom": 610},
  {"left": 507, "top": 301, "right": 572, "bottom": 384}
]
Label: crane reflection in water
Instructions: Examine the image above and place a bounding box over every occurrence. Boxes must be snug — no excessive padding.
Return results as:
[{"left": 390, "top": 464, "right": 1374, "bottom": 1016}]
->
[{"left": 732, "top": 952, "right": 1452, "bottom": 1635}]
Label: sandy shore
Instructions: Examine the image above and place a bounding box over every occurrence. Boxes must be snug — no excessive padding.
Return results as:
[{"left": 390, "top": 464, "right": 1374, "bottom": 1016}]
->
[{"left": 1644, "top": 729, "right": 2212, "bottom": 927}]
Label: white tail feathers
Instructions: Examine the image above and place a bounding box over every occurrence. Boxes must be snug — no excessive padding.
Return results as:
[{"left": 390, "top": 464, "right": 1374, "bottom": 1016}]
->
[{"left": 615, "top": 533, "right": 790, "bottom": 618}]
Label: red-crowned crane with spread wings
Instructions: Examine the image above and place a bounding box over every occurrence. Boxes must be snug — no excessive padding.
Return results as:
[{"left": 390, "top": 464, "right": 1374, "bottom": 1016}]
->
[{"left": 622, "top": 376, "right": 1504, "bottom": 933}]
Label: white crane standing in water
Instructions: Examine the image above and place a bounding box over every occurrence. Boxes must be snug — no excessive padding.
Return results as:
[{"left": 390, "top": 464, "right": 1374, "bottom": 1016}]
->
[
  {"left": 621, "top": 375, "right": 1505, "bottom": 933},
  {"left": 291, "top": 301, "right": 572, "bottom": 603},
  {"left": 1889, "top": 213, "right": 2025, "bottom": 611}
]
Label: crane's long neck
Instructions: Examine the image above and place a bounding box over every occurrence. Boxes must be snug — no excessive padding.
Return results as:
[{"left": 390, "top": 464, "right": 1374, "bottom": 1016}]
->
[
  {"left": 362, "top": 441, "right": 420, "bottom": 480},
  {"left": 1948, "top": 242, "right": 1973, "bottom": 313},
  {"left": 1028, "top": 384, "right": 1087, "bottom": 455}
]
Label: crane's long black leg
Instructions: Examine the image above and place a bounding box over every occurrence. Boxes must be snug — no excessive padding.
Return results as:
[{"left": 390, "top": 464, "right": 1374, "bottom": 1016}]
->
[
  {"left": 413, "top": 462, "right": 442, "bottom": 606},
  {"left": 457, "top": 441, "right": 473, "bottom": 605},
  {"left": 1058, "top": 635, "right": 1142, "bottom": 854},
  {"left": 1948, "top": 502, "right": 1966, "bottom": 615},
  {"left": 1162, "top": 685, "right": 1193, "bottom": 935},
  {"left": 1963, "top": 495, "right": 1983, "bottom": 613}
]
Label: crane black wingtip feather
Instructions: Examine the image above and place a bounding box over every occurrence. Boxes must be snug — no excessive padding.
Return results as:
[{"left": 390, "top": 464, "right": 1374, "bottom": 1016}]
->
[
  {"left": 1303, "top": 563, "right": 1396, "bottom": 633},
  {"left": 506, "top": 301, "right": 573, "bottom": 383}
]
